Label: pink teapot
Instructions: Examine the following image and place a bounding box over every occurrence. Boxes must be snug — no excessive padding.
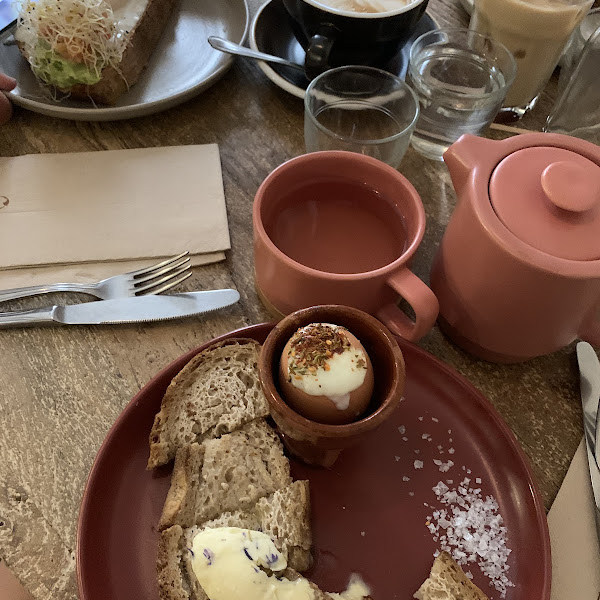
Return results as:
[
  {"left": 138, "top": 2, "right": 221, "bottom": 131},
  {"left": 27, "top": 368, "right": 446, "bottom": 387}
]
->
[{"left": 430, "top": 132, "right": 600, "bottom": 363}]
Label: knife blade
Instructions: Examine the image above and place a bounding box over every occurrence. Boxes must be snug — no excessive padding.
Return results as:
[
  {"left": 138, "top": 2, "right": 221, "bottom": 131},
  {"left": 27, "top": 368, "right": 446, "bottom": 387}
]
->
[
  {"left": 578, "top": 342, "right": 600, "bottom": 462},
  {"left": 576, "top": 341, "right": 600, "bottom": 542},
  {"left": 0, "top": 289, "right": 240, "bottom": 327}
]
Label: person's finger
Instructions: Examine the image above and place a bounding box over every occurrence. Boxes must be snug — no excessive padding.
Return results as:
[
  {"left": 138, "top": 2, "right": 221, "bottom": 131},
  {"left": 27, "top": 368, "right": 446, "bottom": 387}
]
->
[
  {"left": 0, "top": 73, "right": 16, "bottom": 91},
  {"left": 0, "top": 93, "right": 13, "bottom": 125}
]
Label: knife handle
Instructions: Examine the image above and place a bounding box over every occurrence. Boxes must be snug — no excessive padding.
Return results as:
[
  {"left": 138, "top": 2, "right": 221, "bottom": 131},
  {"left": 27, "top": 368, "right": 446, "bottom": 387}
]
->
[{"left": 0, "top": 306, "right": 56, "bottom": 327}]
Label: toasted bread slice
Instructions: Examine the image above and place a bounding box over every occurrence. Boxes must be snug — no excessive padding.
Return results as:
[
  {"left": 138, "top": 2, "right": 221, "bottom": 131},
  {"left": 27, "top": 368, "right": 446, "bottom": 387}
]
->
[
  {"left": 71, "top": 0, "right": 178, "bottom": 103},
  {"left": 16, "top": 0, "right": 178, "bottom": 104},
  {"left": 157, "top": 528, "right": 313, "bottom": 600},
  {"left": 157, "top": 524, "right": 193, "bottom": 600},
  {"left": 185, "top": 480, "right": 312, "bottom": 573},
  {"left": 158, "top": 481, "right": 313, "bottom": 600},
  {"left": 414, "top": 552, "right": 490, "bottom": 600},
  {"left": 159, "top": 419, "right": 292, "bottom": 530},
  {"left": 148, "top": 339, "right": 269, "bottom": 469},
  {"left": 253, "top": 480, "right": 312, "bottom": 571}
]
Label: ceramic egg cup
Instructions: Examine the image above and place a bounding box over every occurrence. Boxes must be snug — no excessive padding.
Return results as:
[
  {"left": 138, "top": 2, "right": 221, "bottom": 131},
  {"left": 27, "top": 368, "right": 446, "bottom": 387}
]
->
[{"left": 259, "top": 305, "right": 406, "bottom": 467}]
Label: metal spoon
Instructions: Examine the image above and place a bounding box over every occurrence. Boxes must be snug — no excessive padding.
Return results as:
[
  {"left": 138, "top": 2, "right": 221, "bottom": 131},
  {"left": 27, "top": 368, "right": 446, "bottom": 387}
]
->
[{"left": 208, "top": 36, "right": 306, "bottom": 73}]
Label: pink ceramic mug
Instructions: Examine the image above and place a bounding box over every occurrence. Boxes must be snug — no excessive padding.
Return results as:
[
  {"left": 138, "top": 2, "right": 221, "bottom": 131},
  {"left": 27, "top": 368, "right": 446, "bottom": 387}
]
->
[{"left": 253, "top": 151, "right": 439, "bottom": 342}]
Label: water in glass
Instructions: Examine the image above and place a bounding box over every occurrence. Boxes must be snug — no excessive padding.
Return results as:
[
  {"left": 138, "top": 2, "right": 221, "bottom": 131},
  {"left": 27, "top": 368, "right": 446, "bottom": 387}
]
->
[{"left": 408, "top": 45, "right": 506, "bottom": 160}]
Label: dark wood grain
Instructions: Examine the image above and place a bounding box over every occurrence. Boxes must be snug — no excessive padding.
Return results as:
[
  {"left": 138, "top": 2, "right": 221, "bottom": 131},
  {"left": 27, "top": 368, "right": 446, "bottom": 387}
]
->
[{"left": 0, "top": 0, "right": 592, "bottom": 597}]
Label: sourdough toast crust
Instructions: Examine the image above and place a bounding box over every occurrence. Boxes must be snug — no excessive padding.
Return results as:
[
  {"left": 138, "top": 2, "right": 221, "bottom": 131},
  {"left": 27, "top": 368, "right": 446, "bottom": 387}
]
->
[{"left": 414, "top": 551, "right": 490, "bottom": 600}]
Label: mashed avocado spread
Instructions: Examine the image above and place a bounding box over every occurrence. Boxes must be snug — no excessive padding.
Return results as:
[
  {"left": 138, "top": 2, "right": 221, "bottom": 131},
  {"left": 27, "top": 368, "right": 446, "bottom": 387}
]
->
[{"left": 32, "top": 41, "right": 101, "bottom": 88}]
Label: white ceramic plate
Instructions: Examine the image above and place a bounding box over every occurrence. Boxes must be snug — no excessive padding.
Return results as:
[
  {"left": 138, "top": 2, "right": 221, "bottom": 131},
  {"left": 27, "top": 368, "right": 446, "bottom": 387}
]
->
[{"left": 0, "top": 0, "right": 249, "bottom": 121}]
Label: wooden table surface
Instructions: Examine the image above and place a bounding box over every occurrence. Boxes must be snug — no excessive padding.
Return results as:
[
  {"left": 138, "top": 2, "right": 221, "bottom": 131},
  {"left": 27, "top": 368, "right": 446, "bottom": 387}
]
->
[{"left": 0, "top": 0, "right": 594, "bottom": 597}]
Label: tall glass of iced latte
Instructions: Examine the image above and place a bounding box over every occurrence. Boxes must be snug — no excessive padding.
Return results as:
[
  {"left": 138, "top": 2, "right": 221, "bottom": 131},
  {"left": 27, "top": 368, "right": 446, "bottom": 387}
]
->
[{"left": 470, "top": 0, "right": 592, "bottom": 119}]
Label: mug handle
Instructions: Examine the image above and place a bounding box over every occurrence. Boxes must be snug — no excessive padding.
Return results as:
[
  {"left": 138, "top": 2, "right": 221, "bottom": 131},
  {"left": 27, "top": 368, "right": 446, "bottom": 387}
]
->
[
  {"left": 376, "top": 268, "right": 439, "bottom": 342},
  {"left": 579, "top": 305, "right": 600, "bottom": 347},
  {"left": 304, "top": 25, "right": 337, "bottom": 80}
]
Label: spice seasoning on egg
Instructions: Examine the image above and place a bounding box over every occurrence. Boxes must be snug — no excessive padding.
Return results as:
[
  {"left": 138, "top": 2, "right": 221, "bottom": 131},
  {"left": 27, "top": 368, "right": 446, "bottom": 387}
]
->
[
  {"left": 279, "top": 323, "right": 375, "bottom": 425},
  {"left": 287, "top": 323, "right": 366, "bottom": 379}
]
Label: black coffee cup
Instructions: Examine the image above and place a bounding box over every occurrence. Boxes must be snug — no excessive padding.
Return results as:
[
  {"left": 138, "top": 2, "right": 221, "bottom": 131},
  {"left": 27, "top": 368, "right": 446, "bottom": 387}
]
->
[{"left": 282, "top": 0, "right": 429, "bottom": 79}]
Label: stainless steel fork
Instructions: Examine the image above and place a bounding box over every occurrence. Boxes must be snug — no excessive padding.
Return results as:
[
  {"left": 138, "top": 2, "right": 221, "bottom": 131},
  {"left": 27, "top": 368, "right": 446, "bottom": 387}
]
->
[{"left": 0, "top": 252, "right": 193, "bottom": 303}]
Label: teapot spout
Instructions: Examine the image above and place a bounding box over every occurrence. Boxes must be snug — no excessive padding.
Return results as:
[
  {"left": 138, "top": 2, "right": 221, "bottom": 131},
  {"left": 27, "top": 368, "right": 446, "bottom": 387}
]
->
[{"left": 443, "top": 134, "right": 497, "bottom": 197}]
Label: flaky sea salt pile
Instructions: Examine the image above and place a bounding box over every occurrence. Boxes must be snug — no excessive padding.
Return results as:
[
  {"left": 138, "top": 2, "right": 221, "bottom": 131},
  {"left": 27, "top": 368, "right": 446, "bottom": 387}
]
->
[
  {"left": 426, "top": 478, "right": 514, "bottom": 598},
  {"left": 433, "top": 459, "right": 454, "bottom": 472}
]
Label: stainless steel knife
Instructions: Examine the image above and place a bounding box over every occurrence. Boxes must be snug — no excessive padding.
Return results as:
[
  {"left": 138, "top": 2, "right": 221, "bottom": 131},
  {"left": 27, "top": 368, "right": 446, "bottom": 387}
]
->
[
  {"left": 0, "top": 289, "right": 240, "bottom": 327},
  {"left": 576, "top": 341, "right": 600, "bottom": 542}
]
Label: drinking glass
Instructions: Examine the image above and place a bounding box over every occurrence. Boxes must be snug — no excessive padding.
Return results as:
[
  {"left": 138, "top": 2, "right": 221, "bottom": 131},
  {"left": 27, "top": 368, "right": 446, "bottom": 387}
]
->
[
  {"left": 544, "top": 25, "right": 600, "bottom": 143},
  {"left": 407, "top": 28, "right": 516, "bottom": 161},
  {"left": 469, "top": 0, "right": 593, "bottom": 119},
  {"left": 557, "top": 8, "right": 600, "bottom": 95},
  {"left": 304, "top": 66, "right": 419, "bottom": 169}
]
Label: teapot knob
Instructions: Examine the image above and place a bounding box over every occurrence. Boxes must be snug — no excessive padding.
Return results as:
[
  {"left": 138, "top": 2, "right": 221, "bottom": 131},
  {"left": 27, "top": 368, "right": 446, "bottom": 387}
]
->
[{"left": 541, "top": 161, "right": 600, "bottom": 213}]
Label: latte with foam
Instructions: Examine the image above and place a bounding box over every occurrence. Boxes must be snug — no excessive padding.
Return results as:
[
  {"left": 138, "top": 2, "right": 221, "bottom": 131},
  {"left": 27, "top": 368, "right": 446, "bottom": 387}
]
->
[{"left": 313, "top": 0, "right": 412, "bottom": 13}]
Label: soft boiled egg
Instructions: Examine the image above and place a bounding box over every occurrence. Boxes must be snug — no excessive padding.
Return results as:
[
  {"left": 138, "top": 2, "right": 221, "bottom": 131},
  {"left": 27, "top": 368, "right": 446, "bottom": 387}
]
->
[{"left": 278, "top": 323, "right": 374, "bottom": 425}]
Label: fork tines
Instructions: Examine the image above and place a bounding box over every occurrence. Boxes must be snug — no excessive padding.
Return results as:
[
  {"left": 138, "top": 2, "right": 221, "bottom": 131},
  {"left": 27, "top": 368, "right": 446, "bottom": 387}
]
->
[{"left": 132, "top": 252, "right": 192, "bottom": 295}]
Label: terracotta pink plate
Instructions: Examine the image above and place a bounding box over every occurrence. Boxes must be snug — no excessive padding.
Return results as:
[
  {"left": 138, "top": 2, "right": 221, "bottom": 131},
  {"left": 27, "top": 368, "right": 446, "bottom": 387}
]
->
[{"left": 77, "top": 323, "right": 550, "bottom": 600}]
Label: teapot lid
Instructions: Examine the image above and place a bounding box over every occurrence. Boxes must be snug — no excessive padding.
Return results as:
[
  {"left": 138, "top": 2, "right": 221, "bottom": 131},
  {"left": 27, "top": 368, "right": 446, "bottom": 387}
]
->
[{"left": 489, "top": 146, "right": 600, "bottom": 261}]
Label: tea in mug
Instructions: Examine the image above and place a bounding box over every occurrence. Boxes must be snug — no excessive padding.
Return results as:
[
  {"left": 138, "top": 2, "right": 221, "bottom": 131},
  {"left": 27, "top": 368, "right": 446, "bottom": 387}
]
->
[{"left": 266, "top": 178, "right": 407, "bottom": 274}]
